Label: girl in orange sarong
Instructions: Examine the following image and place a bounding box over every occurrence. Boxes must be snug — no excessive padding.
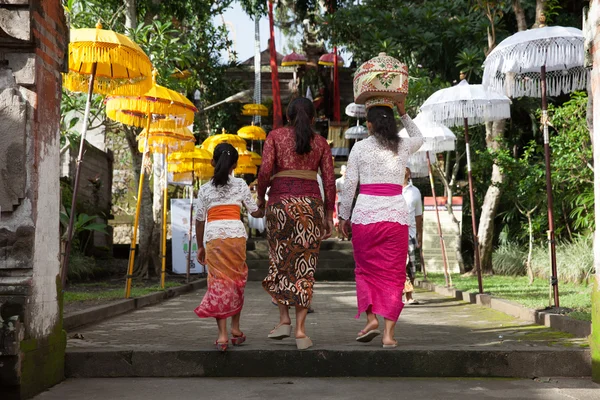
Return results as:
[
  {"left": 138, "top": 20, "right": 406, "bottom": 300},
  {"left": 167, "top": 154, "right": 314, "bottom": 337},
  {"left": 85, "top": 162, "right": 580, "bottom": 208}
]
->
[{"left": 194, "top": 143, "right": 264, "bottom": 352}]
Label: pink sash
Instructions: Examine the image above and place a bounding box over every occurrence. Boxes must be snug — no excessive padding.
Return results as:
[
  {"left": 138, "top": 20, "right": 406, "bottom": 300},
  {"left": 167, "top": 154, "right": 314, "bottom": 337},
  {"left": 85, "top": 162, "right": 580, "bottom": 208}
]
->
[{"left": 360, "top": 184, "right": 403, "bottom": 196}]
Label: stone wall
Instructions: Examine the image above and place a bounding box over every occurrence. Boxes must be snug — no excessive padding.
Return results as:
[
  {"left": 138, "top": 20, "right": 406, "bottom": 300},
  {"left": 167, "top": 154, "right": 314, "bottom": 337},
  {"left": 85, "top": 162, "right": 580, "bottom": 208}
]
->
[{"left": 0, "top": 1, "right": 67, "bottom": 398}]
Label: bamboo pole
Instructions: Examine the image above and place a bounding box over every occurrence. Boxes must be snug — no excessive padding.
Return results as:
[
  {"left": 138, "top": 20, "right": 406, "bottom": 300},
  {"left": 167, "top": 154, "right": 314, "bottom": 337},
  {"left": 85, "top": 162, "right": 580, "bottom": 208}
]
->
[
  {"left": 426, "top": 151, "right": 450, "bottom": 285},
  {"left": 125, "top": 112, "right": 151, "bottom": 298},
  {"left": 464, "top": 118, "right": 484, "bottom": 294},
  {"left": 161, "top": 148, "right": 169, "bottom": 289},
  {"left": 62, "top": 62, "right": 98, "bottom": 287},
  {"left": 541, "top": 65, "right": 560, "bottom": 307}
]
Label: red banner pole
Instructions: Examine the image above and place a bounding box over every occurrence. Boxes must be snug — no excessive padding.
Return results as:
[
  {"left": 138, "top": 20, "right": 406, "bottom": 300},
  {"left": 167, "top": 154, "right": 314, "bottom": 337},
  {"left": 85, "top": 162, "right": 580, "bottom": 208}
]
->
[
  {"left": 268, "top": 0, "right": 283, "bottom": 129},
  {"left": 333, "top": 46, "right": 340, "bottom": 122}
]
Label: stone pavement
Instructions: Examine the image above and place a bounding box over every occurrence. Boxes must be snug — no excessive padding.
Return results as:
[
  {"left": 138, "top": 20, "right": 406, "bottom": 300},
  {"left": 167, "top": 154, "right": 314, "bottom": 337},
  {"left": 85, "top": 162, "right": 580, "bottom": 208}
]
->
[
  {"left": 35, "top": 377, "right": 600, "bottom": 400},
  {"left": 67, "top": 282, "right": 587, "bottom": 352}
]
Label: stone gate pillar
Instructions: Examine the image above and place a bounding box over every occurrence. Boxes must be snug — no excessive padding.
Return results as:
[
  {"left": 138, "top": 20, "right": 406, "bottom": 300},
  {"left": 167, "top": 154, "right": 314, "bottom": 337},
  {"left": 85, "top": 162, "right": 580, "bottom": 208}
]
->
[
  {"left": 0, "top": 1, "right": 68, "bottom": 398},
  {"left": 588, "top": 0, "right": 600, "bottom": 383}
]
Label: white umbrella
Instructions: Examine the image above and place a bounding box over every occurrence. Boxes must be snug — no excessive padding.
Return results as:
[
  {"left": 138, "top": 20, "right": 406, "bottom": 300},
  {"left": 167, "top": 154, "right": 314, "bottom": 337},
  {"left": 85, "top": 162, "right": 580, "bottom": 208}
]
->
[
  {"left": 400, "top": 114, "right": 456, "bottom": 281},
  {"left": 345, "top": 123, "right": 368, "bottom": 140},
  {"left": 345, "top": 103, "right": 367, "bottom": 118},
  {"left": 482, "top": 23, "right": 587, "bottom": 308},
  {"left": 420, "top": 80, "right": 511, "bottom": 293}
]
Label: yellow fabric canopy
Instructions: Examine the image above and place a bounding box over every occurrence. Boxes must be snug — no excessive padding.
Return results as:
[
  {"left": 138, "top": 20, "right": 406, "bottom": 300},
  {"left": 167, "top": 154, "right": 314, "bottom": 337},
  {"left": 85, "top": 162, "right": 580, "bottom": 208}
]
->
[
  {"left": 201, "top": 133, "right": 247, "bottom": 153},
  {"left": 106, "top": 74, "right": 197, "bottom": 129},
  {"left": 168, "top": 147, "right": 212, "bottom": 163},
  {"left": 241, "top": 103, "right": 269, "bottom": 117},
  {"left": 64, "top": 22, "right": 152, "bottom": 95},
  {"left": 237, "top": 125, "right": 267, "bottom": 140},
  {"left": 137, "top": 127, "right": 196, "bottom": 154},
  {"left": 249, "top": 151, "right": 262, "bottom": 166}
]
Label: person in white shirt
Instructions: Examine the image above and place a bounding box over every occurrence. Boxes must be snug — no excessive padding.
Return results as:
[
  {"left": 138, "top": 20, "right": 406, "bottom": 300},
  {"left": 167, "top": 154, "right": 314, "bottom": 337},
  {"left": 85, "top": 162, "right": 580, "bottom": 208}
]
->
[
  {"left": 335, "top": 165, "right": 347, "bottom": 240},
  {"left": 402, "top": 167, "right": 423, "bottom": 305}
]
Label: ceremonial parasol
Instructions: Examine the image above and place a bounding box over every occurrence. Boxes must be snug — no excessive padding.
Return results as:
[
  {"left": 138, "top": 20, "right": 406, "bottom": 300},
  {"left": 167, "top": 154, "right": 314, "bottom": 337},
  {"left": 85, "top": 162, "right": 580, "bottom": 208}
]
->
[
  {"left": 318, "top": 52, "right": 344, "bottom": 67},
  {"left": 138, "top": 127, "right": 197, "bottom": 289},
  {"left": 249, "top": 151, "right": 262, "bottom": 166},
  {"left": 237, "top": 125, "right": 267, "bottom": 141},
  {"left": 344, "top": 124, "right": 369, "bottom": 140},
  {"left": 167, "top": 147, "right": 212, "bottom": 282},
  {"left": 400, "top": 114, "right": 457, "bottom": 281},
  {"left": 282, "top": 51, "right": 308, "bottom": 94},
  {"left": 345, "top": 103, "right": 367, "bottom": 119},
  {"left": 420, "top": 80, "right": 511, "bottom": 292},
  {"left": 242, "top": 103, "right": 269, "bottom": 117},
  {"left": 482, "top": 19, "right": 587, "bottom": 307},
  {"left": 61, "top": 22, "right": 152, "bottom": 286},
  {"left": 201, "top": 130, "right": 248, "bottom": 153},
  {"left": 105, "top": 73, "right": 197, "bottom": 298}
]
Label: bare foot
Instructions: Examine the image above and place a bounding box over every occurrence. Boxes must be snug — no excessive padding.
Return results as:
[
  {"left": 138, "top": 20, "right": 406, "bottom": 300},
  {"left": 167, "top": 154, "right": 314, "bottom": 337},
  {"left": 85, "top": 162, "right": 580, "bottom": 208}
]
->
[
  {"left": 216, "top": 334, "right": 228, "bottom": 344},
  {"left": 231, "top": 328, "right": 243, "bottom": 338},
  {"left": 382, "top": 335, "right": 397, "bottom": 346},
  {"left": 358, "top": 318, "right": 379, "bottom": 337}
]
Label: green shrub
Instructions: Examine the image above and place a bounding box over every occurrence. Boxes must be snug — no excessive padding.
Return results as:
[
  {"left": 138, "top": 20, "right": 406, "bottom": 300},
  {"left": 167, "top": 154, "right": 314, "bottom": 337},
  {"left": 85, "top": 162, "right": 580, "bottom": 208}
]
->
[
  {"left": 67, "top": 252, "right": 97, "bottom": 281},
  {"left": 492, "top": 242, "right": 526, "bottom": 276},
  {"left": 530, "top": 235, "right": 594, "bottom": 284}
]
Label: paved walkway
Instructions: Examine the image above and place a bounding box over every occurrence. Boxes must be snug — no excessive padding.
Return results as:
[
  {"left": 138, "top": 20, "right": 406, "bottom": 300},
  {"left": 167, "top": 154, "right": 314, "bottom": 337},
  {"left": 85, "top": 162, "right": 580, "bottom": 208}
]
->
[
  {"left": 67, "top": 282, "right": 587, "bottom": 351},
  {"left": 35, "top": 377, "right": 600, "bottom": 400}
]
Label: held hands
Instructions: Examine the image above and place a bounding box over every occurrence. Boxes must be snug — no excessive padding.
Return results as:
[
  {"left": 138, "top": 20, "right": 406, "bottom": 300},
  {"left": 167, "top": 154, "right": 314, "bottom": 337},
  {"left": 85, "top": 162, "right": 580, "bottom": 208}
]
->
[
  {"left": 339, "top": 218, "right": 351, "bottom": 239},
  {"left": 257, "top": 197, "right": 266, "bottom": 210},
  {"left": 322, "top": 218, "right": 334, "bottom": 240},
  {"left": 196, "top": 247, "right": 206, "bottom": 264},
  {"left": 396, "top": 98, "right": 406, "bottom": 116}
]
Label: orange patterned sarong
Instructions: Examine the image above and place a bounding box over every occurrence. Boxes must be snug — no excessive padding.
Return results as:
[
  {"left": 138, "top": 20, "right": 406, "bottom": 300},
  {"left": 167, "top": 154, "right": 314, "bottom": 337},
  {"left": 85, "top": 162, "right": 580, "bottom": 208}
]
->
[{"left": 194, "top": 237, "right": 247, "bottom": 319}]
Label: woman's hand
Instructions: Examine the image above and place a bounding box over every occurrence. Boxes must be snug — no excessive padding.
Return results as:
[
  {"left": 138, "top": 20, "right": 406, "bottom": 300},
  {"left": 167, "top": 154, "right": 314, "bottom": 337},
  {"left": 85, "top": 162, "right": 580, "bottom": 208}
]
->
[
  {"left": 339, "top": 218, "right": 351, "bottom": 238},
  {"left": 322, "top": 218, "right": 334, "bottom": 240},
  {"left": 257, "top": 197, "right": 266, "bottom": 210},
  {"left": 196, "top": 247, "right": 206, "bottom": 264},
  {"left": 396, "top": 97, "right": 406, "bottom": 116}
]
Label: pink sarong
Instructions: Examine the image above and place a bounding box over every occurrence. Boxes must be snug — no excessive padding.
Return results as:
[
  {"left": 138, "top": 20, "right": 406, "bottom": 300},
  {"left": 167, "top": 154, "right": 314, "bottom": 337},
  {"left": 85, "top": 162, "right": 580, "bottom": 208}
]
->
[{"left": 352, "top": 183, "right": 409, "bottom": 321}]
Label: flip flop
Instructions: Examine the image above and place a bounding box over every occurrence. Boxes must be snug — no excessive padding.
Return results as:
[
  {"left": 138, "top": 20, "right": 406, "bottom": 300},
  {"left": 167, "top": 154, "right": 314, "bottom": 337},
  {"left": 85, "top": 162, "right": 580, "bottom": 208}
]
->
[
  {"left": 296, "top": 337, "right": 313, "bottom": 350},
  {"left": 407, "top": 299, "right": 421, "bottom": 305},
  {"left": 382, "top": 340, "right": 398, "bottom": 349},
  {"left": 231, "top": 332, "right": 246, "bottom": 346},
  {"left": 356, "top": 329, "right": 381, "bottom": 343}
]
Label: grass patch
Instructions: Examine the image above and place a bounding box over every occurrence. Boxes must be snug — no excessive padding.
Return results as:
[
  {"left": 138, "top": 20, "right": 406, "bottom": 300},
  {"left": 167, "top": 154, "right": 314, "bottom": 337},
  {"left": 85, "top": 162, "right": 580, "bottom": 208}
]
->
[
  {"left": 64, "top": 281, "right": 181, "bottom": 303},
  {"left": 424, "top": 273, "right": 592, "bottom": 321}
]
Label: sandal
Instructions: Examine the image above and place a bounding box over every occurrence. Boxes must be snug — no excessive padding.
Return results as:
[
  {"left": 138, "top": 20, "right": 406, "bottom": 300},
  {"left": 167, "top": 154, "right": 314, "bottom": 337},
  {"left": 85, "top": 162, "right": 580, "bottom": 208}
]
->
[
  {"left": 215, "top": 340, "right": 229, "bottom": 352},
  {"left": 231, "top": 332, "right": 246, "bottom": 346},
  {"left": 268, "top": 324, "right": 292, "bottom": 340},
  {"left": 296, "top": 336, "right": 313, "bottom": 350},
  {"left": 382, "top": 340, "right": 398, "bottom": 349},
  {"left": 356, "top": 329, "right": 381, "bottom": 343}
]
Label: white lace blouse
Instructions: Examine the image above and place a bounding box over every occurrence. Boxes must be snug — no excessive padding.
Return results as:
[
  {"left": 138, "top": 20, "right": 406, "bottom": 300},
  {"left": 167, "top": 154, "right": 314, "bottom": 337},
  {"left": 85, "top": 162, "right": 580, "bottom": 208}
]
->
[
  {"left": 195, "top": 177, "right": 259, "bottom": 242},
  {"left": 339, "top": 114, "right": 423, "bottom": 226}
]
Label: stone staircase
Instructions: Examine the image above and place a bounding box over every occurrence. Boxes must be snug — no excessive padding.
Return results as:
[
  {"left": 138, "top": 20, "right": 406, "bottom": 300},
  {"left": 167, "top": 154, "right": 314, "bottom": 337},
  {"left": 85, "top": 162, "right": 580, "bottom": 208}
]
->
[{"left": 246, "top": 239, "right": 355, "bottom": 281}]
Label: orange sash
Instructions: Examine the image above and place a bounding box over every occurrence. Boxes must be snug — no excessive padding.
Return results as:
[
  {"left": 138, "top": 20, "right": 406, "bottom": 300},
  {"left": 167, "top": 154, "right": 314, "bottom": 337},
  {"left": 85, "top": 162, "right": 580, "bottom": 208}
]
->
[{"left": 207, "top": 205, "right": 240, "bottom": 222}]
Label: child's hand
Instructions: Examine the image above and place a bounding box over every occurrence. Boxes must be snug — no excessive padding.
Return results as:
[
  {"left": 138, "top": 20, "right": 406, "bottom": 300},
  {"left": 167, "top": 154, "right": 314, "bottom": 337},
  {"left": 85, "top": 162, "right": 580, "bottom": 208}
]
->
[
  {"left": 251, "top": 208, "right": 264, "bottom": 218},
  {"left": 196, "top": 247, "right": 206, "bottom": 264}
]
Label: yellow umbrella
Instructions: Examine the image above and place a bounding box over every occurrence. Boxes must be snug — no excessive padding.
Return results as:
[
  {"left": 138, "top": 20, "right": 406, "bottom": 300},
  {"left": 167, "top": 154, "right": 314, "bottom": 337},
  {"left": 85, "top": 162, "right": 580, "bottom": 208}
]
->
[
  {"left": 242, "top": 103, "right": 269, "bottom": 117},
  {"left": 201, "top": 131, "right": 247, "bottom": 153},
  {"left": 64, "top": 22, "right": 152, "bottom": 95},
  {"left": 137, "top": 128, "right": 196, "bottom": 154},
  {"left": 237, "top": 125, "right": 267, "bottom": 140},
  {"left": 105, "top": 74, "right": 197, "bottom": 298},
  {"left": 235, "top": 162, "right": 258, "bottom": 176},
  {"left": 249, "top": 151, "right": 262, "bottom": 166},
  {"left": 167, "top": 148, "right": 213, "bottom": 282},
  {"left": 61, "top": 22, "right": 153, "bottom": 285},
  {"left": 168, "top": 148, "right": 212, "bottom": 163}
]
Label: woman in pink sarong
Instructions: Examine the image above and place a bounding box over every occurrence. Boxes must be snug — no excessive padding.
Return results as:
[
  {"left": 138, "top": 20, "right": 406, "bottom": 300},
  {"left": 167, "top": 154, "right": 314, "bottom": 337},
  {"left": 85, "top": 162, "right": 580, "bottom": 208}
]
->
[{"left": 339, "top": 98, "right": 422, "bottom": 348}]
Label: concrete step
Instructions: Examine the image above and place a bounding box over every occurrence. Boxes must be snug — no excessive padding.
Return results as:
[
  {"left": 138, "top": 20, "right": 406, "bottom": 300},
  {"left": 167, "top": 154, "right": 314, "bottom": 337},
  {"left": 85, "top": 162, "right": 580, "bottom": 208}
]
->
[{"left": 64, "top": 348, "right": 590, "bottom": 378}]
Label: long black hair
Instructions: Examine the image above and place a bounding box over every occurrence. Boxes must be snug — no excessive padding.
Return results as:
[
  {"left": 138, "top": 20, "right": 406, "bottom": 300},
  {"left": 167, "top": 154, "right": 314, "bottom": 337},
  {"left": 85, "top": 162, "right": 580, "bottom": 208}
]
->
[
  {"left": 211, "top": 143, "right": 239, "bottom": 187},
  {"left": 367, "top": 106, "right": 400, "bottom": 153},
  {"left": 287, "top": 97, "right": 315, "bottom": 155}
]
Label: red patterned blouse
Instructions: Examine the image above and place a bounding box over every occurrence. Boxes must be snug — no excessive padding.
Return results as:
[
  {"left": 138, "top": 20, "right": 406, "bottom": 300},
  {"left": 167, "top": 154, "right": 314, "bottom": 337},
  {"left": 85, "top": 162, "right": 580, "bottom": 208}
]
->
[{"left": 257, "top": 127, "right": 336, "bottom": 211}]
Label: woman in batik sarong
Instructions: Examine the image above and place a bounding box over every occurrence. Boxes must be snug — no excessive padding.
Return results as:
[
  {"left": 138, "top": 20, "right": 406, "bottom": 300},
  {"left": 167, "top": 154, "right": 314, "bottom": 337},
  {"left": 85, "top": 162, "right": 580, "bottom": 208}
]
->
[
  {"left": 339, "top": 98, "right": 423, "bottom": 348},
  {"left": 194, "top": 143, "right": 264, "bottom": 352},
  {"left": 257, "top": 97, "right": 335, "bottom": 350}
]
